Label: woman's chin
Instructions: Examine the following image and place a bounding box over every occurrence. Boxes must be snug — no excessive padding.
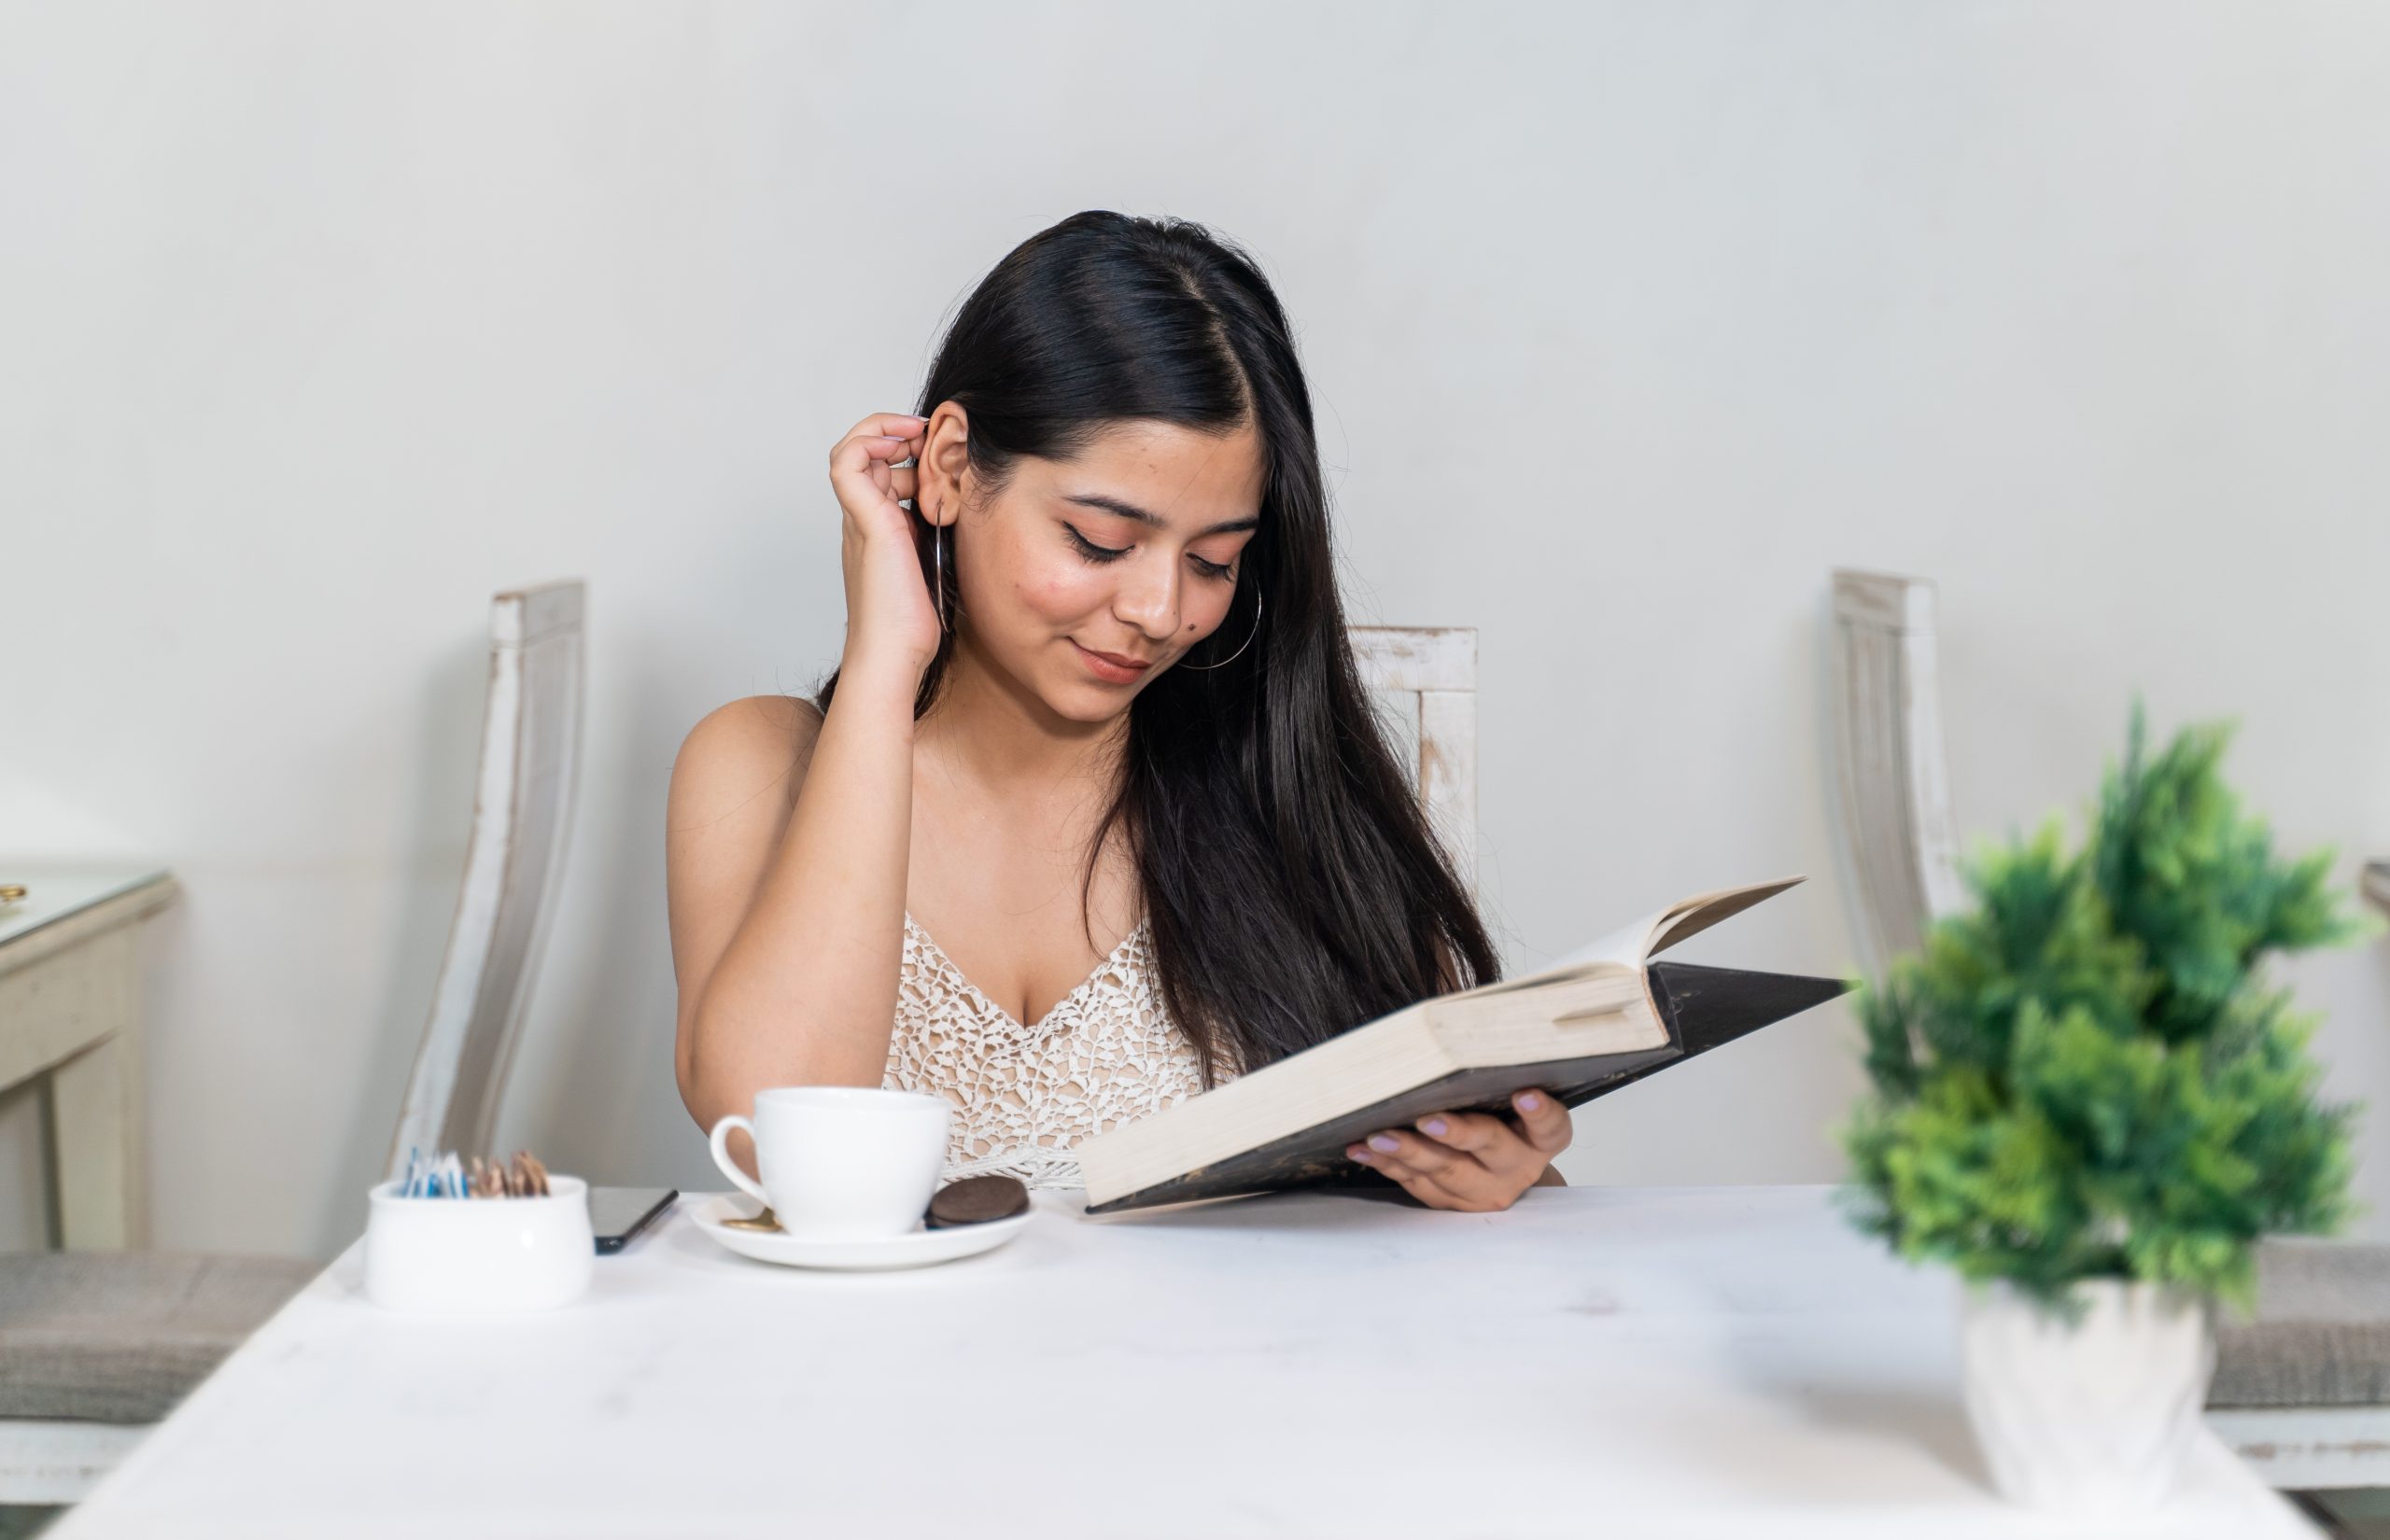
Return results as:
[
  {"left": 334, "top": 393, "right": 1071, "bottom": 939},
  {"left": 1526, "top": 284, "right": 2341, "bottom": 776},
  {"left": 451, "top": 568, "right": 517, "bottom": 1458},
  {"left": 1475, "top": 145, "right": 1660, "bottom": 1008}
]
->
[{"left": 1042, "top": 679, "right": 1141, "bottom": 723}]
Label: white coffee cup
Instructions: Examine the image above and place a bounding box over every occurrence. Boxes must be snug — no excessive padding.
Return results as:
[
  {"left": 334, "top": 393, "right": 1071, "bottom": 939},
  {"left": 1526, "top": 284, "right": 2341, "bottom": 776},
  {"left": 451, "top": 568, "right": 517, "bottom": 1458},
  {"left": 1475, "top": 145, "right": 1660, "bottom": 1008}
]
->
[{"left": 709, "top": 1086, "right": 952, "bottom": 1240}]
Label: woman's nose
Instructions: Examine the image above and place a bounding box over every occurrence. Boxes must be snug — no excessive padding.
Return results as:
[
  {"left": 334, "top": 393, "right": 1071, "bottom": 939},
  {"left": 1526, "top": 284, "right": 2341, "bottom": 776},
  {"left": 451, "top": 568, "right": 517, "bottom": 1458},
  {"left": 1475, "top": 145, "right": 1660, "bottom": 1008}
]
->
[{"left": 1113, "top": 558, "right": 1181, "bottom": 639}]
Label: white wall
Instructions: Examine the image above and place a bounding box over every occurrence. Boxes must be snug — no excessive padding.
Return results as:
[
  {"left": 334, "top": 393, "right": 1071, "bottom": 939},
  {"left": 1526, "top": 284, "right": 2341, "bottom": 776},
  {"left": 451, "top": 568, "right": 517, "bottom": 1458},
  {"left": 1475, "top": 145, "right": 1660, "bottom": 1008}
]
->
[{"left": 4, "top": 1, "right": 2386, "bottom": 1260}]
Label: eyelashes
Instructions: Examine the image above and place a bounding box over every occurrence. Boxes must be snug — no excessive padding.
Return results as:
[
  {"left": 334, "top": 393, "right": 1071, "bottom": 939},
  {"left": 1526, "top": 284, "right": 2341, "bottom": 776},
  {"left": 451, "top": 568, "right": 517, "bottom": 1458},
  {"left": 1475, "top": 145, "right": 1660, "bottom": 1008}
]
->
[
  {"left": 1063, "top": 524, "right": 1234, "bottom": 581},
  {"left": 1062, "top": 525, "right": 1129, "bottom": 563}
]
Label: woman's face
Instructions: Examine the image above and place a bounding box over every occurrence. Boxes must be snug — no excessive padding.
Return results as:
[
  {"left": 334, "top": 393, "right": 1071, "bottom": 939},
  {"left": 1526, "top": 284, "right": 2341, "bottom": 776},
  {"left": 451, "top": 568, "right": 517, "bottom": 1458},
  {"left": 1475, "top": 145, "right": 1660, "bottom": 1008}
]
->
[{"left": 923, "top": 409, "right": 1266, "bottom": 723}]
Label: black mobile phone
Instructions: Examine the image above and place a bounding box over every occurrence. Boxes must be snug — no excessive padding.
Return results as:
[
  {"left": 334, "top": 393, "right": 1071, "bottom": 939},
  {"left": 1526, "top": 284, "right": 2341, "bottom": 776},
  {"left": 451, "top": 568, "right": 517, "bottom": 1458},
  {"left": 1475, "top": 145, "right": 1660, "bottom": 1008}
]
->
[{"left": 588, "top": 1186, "right": 678, "bottom": 1253}]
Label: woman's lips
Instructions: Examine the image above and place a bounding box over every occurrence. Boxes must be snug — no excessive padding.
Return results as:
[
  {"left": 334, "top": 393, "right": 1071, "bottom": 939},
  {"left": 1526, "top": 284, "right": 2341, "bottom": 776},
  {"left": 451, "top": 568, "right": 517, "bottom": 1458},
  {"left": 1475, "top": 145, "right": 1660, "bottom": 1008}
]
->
[{"left": 1072, "top": 639, "right": 1152, "bottom": 684}]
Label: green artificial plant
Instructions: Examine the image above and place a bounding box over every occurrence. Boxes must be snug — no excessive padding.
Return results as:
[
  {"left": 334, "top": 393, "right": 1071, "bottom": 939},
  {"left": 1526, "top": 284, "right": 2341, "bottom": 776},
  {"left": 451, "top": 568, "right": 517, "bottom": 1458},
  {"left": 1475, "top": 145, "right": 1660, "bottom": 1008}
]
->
[{"left": 1840, "top": 699, "right": 2379, "bottom": 1313}]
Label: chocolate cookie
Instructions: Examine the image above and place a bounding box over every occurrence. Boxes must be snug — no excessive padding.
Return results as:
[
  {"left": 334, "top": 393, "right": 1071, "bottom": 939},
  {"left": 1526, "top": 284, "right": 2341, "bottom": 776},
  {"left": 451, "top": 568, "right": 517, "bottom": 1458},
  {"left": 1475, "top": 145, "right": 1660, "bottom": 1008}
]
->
[{"left": 926, "top": 1174, "right": 1029, "bottom": 1227}]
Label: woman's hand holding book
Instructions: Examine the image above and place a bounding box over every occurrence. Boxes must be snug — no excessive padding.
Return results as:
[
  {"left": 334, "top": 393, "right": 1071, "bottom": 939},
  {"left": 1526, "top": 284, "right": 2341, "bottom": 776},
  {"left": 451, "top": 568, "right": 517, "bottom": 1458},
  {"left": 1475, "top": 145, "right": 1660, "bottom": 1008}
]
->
[{"left": 1344, "top": 1088, "right": 1572, "bottom": 1211}]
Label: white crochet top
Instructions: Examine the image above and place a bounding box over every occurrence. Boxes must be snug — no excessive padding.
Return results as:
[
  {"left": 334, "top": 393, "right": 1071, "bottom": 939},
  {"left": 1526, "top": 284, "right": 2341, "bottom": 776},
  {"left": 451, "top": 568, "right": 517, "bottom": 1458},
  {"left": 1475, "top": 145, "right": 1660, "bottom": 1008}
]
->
[{"left": 880, "top": 911, "right": 1226, "bottom": 1189}]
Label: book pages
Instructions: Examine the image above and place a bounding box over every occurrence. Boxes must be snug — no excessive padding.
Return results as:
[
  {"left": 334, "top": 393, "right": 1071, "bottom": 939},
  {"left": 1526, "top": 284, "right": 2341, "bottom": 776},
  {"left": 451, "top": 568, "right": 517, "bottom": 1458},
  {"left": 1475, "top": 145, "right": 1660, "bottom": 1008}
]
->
[
  {"left": 1413, "top": 876, "right": 1807, "bottom": 1007},
  {"left": 1648, "top": 875, "right": 1806, "bottom": 954},
  {"left": 1543, "top": 912, "right": 1666, "bottom": 973}
]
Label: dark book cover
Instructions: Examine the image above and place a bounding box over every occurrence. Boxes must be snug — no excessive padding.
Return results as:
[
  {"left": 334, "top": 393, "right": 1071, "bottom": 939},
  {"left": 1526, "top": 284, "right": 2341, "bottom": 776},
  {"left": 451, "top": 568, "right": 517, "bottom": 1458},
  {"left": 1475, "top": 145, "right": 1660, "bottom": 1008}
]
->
[{"left": 1083, "top": 960, "right": 1852, "bottom": 1214}]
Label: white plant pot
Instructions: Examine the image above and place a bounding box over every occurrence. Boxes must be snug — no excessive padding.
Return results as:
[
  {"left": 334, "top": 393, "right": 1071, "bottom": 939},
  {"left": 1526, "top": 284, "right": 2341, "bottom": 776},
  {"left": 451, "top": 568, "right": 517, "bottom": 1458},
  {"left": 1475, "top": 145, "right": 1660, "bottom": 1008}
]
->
[{"left": 1960, "top": 1276, "right": 2216, "bottom": 1512}]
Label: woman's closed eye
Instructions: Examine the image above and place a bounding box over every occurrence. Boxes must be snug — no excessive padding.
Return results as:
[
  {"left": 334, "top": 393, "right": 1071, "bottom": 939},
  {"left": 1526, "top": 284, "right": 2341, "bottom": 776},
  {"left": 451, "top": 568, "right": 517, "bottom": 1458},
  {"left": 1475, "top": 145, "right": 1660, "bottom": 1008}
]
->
[{"left": 1063, "top": 524, "right": 1236, "bottom": 581}]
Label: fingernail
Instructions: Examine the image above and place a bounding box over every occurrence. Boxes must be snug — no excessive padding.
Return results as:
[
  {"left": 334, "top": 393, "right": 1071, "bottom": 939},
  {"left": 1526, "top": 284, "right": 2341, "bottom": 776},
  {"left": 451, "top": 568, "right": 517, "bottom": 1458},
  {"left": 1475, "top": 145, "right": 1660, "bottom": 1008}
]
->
[
  {"left": 1347, "top": 1145, "right": 1374, "bottom": 1164},
  {"left": 1368, "top": 1134, "right": 1400, "bottom": 1153},
  {"left": 1518, "top": 1092, "right": 1542, "bottom": 1112},
  {"left": 1421, "top": 1117, "right": 1449, "bottom": 1137}
]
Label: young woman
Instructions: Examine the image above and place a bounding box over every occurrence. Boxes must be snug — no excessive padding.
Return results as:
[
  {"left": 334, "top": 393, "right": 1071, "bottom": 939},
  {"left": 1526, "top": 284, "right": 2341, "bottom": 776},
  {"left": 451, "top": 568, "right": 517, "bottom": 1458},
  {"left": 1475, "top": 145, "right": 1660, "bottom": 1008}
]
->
[{"left": 667, "top": 210, "right": 1572, "bottom": 1211}]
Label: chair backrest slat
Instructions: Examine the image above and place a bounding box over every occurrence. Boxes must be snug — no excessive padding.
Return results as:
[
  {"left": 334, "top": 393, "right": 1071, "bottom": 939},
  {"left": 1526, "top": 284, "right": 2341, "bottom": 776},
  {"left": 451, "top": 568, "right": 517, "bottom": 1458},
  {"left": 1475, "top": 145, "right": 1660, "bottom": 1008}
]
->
[
  {"left": 385, "top": 580, "right": 586, "bottom": 1177},
  {"left": 1828, "top": 569, "right": 1965, "bottom": 973},
  {"left": 1352, "top": 625, "right": 1478, "bottom": 898}
]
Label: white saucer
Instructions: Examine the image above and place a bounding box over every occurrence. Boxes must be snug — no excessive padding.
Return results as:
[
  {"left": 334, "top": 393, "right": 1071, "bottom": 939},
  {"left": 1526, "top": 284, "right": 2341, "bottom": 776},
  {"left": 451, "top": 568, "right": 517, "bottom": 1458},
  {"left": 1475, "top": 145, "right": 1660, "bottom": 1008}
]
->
[{"left": 692, "top": 1195, "right": 1032, "bottom": 1271}]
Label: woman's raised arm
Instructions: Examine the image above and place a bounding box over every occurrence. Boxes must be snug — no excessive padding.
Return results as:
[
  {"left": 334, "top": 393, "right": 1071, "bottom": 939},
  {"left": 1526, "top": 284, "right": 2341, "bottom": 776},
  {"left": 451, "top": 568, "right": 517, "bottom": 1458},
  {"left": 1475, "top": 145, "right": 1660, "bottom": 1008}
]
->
[{"left": 666, "top": 412, "right": 940, "bottom": 1171}]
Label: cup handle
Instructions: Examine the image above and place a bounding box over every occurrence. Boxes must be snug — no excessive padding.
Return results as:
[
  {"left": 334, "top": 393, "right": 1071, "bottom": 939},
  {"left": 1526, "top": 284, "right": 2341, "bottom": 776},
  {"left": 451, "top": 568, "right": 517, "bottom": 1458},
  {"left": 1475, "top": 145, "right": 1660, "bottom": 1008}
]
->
[{"left": 708, "top": 1114, "right": 771, "bottom": 1207}]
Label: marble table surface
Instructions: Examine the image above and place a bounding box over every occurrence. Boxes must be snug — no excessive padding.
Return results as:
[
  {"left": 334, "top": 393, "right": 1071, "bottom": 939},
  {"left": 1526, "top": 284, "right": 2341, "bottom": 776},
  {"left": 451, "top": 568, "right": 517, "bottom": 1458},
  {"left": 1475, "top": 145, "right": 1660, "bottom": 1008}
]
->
[{"left": 50, "top": 1183, "right": 2313, "bottom": 1539}]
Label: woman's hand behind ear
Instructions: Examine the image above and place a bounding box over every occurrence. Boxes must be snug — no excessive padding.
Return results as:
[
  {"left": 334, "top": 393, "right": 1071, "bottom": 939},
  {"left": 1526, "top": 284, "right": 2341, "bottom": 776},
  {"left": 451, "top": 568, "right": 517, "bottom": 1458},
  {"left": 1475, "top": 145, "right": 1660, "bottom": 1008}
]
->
[{"left": 828, "top": 411, "right": 940, "bottom": 683}]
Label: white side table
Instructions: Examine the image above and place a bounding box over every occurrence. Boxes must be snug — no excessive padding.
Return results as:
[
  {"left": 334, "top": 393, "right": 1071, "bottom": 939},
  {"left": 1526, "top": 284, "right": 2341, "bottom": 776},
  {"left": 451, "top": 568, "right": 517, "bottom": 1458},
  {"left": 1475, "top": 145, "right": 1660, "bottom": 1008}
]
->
[{"left": 0, "top": 863, "right": 177, "bottom": 1249}]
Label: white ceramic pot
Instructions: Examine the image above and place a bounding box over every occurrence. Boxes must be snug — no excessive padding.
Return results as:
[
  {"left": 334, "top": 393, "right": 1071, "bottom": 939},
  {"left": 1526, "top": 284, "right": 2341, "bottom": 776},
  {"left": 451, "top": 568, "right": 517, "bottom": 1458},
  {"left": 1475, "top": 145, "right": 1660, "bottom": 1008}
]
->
[
  {"left": 364, "top": 1175, "right": 594, "bottom": 1313},
  {"left": 1960, "top": 1276, "right": 2215, "bottom": 1512}
]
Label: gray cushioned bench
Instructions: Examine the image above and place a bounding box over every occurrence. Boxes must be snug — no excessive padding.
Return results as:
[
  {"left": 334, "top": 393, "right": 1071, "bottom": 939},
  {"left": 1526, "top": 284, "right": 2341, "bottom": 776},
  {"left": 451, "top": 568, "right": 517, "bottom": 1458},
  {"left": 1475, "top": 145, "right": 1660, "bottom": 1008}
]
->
[
  {"left": 0, "top": 1253, "right": 316, "bottom": 1425},
  {"left": 2208, "top": 1238, "right": 2390, "bottom": 1490}
]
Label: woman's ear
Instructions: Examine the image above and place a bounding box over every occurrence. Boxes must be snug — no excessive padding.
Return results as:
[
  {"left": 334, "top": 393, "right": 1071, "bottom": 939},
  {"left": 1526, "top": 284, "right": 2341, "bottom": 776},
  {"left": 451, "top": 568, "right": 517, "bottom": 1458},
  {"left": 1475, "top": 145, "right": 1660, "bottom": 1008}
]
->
[{"left": 917, "top": 401, "right": 971, "bottom": 528}]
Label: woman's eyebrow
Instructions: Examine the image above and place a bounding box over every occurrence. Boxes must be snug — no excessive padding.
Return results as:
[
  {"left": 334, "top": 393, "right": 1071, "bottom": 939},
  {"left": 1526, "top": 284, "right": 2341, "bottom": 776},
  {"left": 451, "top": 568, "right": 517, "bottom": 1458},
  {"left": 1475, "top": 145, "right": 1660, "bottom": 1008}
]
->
[{"left": 1062, "top": 492, "right": 1258, "bottom": 537}]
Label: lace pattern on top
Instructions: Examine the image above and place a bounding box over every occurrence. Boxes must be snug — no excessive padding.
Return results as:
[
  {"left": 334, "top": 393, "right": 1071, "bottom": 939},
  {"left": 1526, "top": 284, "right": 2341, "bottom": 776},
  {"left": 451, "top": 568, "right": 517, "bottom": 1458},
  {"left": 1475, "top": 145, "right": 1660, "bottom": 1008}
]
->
[{"left": 881, "top": 911, "right": 1218, "bottom": 1189}]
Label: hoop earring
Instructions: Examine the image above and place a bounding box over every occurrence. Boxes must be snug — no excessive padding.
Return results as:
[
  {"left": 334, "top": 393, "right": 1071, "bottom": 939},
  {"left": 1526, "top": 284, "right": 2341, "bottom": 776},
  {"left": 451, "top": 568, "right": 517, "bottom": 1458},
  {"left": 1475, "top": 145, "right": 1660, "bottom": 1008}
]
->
[
  {"left": 933, "top": 519, "right": 951, "bottom": 635},
  {"left": 1179, "top": 587, "right": 1262, "bottom": 671}
]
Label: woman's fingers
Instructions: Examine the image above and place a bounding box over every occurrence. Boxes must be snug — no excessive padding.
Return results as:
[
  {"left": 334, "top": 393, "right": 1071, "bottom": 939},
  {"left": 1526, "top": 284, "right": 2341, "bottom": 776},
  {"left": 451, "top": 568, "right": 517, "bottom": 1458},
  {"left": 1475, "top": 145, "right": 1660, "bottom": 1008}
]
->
[
  {"left": 1343, "top": 1096, "right": 1574, "bottom": 1211},
  {"left": 1348, "top": 1127, "right": 1520, "bottom": 1211},
  {"left": 830, "top": 418, "right": 925, "bottom": 469},
  {"left": 1351, "top": 1127, "right": 1479, "bottom": 1185},
  {"left": 1347, "top": 1145, "right": 1473, "bottom": 1210},
  {"left": 830, "top": 416, "right": 925, "bottom": 480},
  {"left": 1509, "top": 1087, "right": 1573, "bottom": 1156},
  {"left": 1411, "top": 1110, "right": 1543, "bottom": 1179},
  {"left": 838, "top": 429, "right": 922, "bottom": 475},
  {"left": 830, "top": 430, "right": 924, "bottom": 526},
  {"left": 857, "top": 411, "right": 930, "bottom": 442},
  {"left": 825, "top": 413, "right": 939, "bottom": 679}
]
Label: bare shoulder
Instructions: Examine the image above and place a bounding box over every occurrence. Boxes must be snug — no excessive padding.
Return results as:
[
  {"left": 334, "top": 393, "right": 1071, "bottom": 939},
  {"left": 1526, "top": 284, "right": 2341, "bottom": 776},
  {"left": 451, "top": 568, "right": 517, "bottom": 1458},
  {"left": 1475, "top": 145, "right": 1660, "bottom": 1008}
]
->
[
  {"left": 665, "top": 694, "right": 825, "bottom": 1034},
  {"left": 667, "top": 693, "right": 825, "bottom": 837}
]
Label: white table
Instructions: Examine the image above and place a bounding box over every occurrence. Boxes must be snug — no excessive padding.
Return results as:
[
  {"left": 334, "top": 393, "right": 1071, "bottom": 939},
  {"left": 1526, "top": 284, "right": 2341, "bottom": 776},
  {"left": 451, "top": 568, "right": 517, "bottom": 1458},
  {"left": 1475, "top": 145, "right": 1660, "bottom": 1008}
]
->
[{"left": 51, "top": 1184, "right": 2313, "bottom": 1538}]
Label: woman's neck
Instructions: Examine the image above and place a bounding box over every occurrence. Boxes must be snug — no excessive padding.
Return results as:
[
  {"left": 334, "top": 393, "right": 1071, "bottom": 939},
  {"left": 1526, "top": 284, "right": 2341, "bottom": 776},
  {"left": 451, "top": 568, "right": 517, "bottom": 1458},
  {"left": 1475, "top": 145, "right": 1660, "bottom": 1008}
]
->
[{"left": 916, "top": 628, "right": 1128, "bottom": 796}]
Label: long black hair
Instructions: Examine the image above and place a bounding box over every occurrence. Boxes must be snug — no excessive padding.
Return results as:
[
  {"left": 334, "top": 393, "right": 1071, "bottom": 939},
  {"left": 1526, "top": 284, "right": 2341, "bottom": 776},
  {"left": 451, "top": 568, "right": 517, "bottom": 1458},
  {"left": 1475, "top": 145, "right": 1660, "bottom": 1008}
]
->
[{"left": 811, "top": 210, "right": 1499, "bottom": 1084}]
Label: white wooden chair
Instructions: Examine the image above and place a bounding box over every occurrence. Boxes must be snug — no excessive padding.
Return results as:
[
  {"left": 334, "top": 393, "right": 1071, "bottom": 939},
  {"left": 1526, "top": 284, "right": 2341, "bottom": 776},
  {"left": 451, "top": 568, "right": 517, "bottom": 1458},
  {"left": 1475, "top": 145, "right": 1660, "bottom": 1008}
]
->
[
  {"left": 386, "top": 580, "right": 587, "bottom": 1175},
  {"left": 1824, "top": 566, "right": 2390, "bottom": 1491},
  {"left": 0, "top": 580, "right": 587, "bottom": 1507},
  {"left": 1350, "top": 625, "right": 1477, "bottom": 900},
  {"left": 1826, "top": 571, "right": 1968, "bottom": 973}
]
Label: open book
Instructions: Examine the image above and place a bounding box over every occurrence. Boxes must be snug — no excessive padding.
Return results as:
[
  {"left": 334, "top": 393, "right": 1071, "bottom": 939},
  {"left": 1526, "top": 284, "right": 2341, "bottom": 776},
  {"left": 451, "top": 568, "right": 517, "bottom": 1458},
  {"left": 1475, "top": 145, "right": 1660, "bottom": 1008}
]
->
[{"left": 1076, "top": 875, "right": 1849, "bottom": 1213}]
